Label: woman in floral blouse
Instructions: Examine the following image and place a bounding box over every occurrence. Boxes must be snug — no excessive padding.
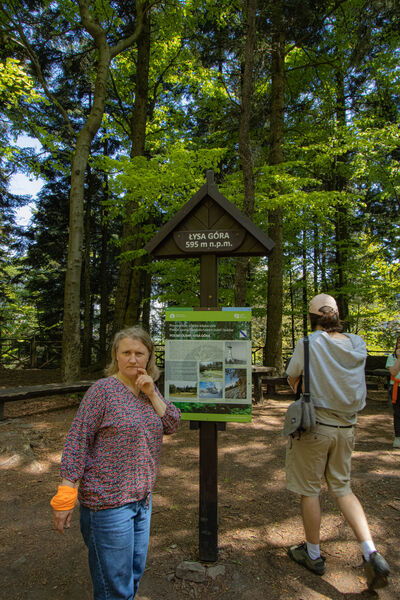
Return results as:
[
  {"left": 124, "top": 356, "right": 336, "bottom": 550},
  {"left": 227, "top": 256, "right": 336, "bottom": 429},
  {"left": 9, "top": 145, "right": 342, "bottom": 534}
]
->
[{"left": 51, "top": 326, "right": 181, "bottom": 599}]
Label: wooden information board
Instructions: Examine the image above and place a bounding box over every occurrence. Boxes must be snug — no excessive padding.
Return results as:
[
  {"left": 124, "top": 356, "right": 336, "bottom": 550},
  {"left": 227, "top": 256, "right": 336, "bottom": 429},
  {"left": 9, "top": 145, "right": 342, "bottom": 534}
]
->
[{"left": 145, "top": 170, "right": 274, "bottom": 561}]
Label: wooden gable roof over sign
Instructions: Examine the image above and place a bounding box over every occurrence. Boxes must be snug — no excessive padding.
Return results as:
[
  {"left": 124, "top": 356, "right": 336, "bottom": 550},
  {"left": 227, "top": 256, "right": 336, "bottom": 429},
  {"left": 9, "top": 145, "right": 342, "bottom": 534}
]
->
[{"left": 145, "top": 171, "right": 275, "bottom": 259}]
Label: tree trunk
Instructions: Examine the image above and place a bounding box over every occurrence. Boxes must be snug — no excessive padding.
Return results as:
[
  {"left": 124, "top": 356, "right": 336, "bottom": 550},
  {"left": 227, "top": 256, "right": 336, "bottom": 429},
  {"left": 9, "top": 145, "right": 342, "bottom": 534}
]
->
[
  {"left": 234, "top": 0, "right": 257, "bottom": 306},
  {"left": 264, "top": 1, "right": 285, "bottom": 372},
  {"left": 264, "top": 206, "right": 283, "bottom": 371},
  {"left": 124, "top": 256, "right": 145, "bottom": 325},
  {"left": 141, "top": 259, "right": 151, "bottom": 330},
  {"left": 98, "top": 173, "right": 110, "bottom": 367},
  {"left": 289, "top": 269, "right": 295, "bottom": 350},
  {"left": 334, "top": 65, "right": 349, "bottom": 326},
  {"left": 62, "top": 130, "right": 93, "bottom": 380},
  {"left": 61, "top": 0, "right": 144, "bottom": 381},
  {"left": 321, "top": 237, "right": 327, "bottom": 289},
  {"left": 313, "top": 218, "right": 319, "bottom": 294},
  {"left": 112, "top": 11, "right": 151, "bottom": 336},
  {"left": 82, "top": 183, "right": 92, "bottom": 367}
]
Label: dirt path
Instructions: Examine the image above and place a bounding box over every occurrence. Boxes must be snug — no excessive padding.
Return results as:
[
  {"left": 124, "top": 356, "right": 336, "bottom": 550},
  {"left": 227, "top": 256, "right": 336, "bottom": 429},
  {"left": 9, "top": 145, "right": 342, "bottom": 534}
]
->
[{"left": 0, "top": 371, "right": 398, "bottom": 599}]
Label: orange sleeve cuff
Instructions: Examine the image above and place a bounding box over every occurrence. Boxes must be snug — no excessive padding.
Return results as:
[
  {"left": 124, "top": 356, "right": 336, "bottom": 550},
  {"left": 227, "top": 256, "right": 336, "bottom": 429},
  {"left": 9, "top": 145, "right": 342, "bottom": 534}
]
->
[{"left": 50, "top": 485, "right": 78, "bottom": 511}]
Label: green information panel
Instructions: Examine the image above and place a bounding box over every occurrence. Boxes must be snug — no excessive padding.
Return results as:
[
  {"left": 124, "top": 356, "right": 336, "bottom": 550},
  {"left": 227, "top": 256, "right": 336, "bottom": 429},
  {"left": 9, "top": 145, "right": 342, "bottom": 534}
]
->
[{"left": 165, "top": 308, "right": 252, "bottom": 422}]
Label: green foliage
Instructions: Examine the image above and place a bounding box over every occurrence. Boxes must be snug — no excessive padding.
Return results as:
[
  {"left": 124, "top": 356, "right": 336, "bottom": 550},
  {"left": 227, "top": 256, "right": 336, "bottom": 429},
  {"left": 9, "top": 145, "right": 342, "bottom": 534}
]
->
[
  {"left": 0, "top": 58, "right": 42, "bottom": 109},
  {"left": 1, "top": 0, "right": 400, "bottom": 363},
  {"left": 100, "top": 145, "right": 226, "bottom": 231},
  {"left": 0, "top": 264, "right": 38, "bottom": 338}
]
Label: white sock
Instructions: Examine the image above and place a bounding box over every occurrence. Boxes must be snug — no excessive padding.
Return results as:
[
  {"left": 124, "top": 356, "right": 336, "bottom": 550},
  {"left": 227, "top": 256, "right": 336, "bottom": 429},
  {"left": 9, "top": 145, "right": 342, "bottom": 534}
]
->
[
  {"left": 361, "top": 540, "right": 376, "bottom": 561},
  {"left": 306, "top": 541, "right": 321, "bottom": 560}
]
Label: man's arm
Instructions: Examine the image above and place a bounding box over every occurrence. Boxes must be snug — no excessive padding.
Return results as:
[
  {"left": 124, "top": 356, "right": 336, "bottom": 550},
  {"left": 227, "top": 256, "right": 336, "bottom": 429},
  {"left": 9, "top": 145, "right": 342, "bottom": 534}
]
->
[
  {"left": 286, "top": 339, "right": 305, "bottom": 392},
  {"left": 390, "top": 354, "right": 400, "bottom": 377}
]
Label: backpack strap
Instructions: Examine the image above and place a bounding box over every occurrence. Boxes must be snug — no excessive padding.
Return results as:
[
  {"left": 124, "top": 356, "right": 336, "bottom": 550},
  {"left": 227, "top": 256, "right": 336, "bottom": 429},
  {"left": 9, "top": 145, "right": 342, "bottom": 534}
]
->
[{"left": 303, "top": 336, "right": 310, "bottom": 402}]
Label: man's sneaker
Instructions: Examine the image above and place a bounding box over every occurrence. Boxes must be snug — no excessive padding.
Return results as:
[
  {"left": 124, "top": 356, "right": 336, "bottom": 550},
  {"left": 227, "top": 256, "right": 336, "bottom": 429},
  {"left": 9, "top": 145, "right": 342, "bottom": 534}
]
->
[
  {"left": 288, "top": 542, "right": 326, "bottom": 575},
  {"left": 393, "top": 437, "right": 400, "bottom": 448},
  {"left": 364, "top": 551, "right": 390, "bottom": 590}
]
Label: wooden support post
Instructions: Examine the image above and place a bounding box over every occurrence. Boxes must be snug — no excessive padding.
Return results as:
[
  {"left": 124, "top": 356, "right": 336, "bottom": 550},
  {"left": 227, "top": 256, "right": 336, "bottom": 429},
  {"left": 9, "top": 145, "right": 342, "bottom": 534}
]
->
[
  {"left": 199, "top": 254, "right": 219, "bottom": 561},
  {"left": 199, "top": 420, "right": 218, "bottom": 561},
  {"left": 200, "top": 254, "right": 218, "bottom": 307},
  {"left": 31, "top": 336, "right": 37, "bottom": 368}
]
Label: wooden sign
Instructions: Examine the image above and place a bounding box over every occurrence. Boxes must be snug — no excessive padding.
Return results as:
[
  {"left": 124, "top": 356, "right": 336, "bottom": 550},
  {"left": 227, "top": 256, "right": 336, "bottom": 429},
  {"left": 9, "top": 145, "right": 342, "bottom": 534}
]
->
[
  {"left": 145, "top": 171, "right": 274, "bottom": 258},
  {"left": 173, "top": 229, "right": 245, "bottom": 253}
]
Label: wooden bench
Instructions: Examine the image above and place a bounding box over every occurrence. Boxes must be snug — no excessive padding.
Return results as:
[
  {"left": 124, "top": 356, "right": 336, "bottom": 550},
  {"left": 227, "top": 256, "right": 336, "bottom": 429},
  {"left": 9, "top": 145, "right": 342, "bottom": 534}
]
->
[
  {"left": 365, "top": 368, "right": 390, "bottom": 392},
  {"left": 252, "top": 365, "right": 390, "bottom": 404},
  {"left": 0, "top": 362, "right": 390, "bottom": 418},
  {"left": 0, "top": 381, "right": 95, "bottom": 420}
]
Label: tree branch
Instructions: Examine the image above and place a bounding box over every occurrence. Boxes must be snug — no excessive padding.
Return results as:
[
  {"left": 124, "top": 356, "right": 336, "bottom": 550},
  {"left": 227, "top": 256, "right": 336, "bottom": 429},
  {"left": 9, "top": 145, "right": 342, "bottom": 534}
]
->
[
  {"left": 0, "top": 5, "right": 76, "bottom": 139},
  {"left": 111, "top": 0, "right": 146, "bottom": 58}
]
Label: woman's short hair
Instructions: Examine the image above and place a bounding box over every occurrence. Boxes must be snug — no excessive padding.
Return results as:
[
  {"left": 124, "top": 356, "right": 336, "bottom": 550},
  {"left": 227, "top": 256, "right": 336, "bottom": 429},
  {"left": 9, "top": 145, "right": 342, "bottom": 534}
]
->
[
  {"left": 105, "top": 326, "right": 160, "bottom": 380},
  {"left": 309, "top": 306, "right": 343, "bottom": 333},
  {"left": 393, "top": 335, "right": 400, "bottom": 355}
]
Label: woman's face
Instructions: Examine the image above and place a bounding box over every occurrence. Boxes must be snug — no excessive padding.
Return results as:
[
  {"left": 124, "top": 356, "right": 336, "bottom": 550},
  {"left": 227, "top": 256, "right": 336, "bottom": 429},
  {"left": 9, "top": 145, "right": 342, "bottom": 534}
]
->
[
  {"left": 396, "top": 337, "right": 400, "bottom": 349},
  {"left": 116, "top": 337, "right": 150, "bottom": 381}
]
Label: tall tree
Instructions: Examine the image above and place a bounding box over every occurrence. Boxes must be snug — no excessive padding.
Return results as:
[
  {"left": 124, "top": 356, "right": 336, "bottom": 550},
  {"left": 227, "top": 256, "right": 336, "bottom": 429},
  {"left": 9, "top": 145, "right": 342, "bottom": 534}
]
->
[
  {"left": 264, "top": 0, "right": 284, "bottom": 371},
  {"left": 1, "top": 0, "right": 146, "bottom": 380},
  {"left": 61, "top": 0, "right": 146, "bottom": 380},
  {"left": 112, "top": 8, "right": 151, "bottom": 334},
  {"left": 234, "top": 0, "right": 257, "bottom": 307}
]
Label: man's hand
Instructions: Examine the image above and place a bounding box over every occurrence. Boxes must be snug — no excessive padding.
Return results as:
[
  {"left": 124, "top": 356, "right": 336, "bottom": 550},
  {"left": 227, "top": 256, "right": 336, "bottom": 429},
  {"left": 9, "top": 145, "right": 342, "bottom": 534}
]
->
[{"left": 288, "top": 375, "right": 301, "bottom": 393}]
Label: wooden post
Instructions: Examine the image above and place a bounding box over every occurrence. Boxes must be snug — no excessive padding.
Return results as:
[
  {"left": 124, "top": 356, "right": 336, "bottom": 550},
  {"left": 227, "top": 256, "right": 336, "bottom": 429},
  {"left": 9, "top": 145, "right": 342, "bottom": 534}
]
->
[
  {"left": 199, "top": 254, "right": 219, "bottom": 561},
  {"left": 31, "top": 336, "right": 37, "bottom": 368},
  {"left": 200, "top": 254, "right": 218, "bottom": 307}
]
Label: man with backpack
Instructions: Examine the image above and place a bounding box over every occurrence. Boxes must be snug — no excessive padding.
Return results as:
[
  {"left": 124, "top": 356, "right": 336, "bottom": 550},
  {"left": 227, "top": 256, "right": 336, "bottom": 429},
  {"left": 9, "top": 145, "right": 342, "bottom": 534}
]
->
[{"left": 285, "top": 293, "right": 390, "bottom": 591}]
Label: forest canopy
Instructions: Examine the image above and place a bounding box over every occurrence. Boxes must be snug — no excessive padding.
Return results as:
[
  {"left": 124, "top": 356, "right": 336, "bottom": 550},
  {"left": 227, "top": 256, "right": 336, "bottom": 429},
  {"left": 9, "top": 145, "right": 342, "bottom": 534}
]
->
[{"left": 1, "top": 0, "right": 399, "bottom": 378}]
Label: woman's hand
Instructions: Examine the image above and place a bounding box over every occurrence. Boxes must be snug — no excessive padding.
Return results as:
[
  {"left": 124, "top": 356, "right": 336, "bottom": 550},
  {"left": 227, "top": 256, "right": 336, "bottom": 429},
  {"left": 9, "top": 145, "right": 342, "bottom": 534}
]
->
[
  {"left": 135, "top": 367, "right": 155, "bottom": 397},
  {"left": 51, "top": 478, "right": 77, "bottom": 534},
  {"left": 53, "top": 509, "right": 74, "bottom": 534},
  {"left": 136, "top": 368, "right": 166, "bottom": 417}
]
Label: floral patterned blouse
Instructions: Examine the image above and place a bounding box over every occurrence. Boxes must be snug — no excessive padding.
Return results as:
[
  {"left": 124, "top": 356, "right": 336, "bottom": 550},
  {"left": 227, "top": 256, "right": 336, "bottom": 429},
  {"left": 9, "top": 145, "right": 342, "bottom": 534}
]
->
[{"left": 60, "top": 377, "right": 181, "bottom": 509}]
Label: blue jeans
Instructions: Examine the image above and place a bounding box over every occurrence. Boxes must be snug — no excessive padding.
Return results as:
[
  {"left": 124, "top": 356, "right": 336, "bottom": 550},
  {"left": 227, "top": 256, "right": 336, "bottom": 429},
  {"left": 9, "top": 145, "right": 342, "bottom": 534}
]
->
[{"left": 80, "top": 497, "right": 152, "bottom": 600}]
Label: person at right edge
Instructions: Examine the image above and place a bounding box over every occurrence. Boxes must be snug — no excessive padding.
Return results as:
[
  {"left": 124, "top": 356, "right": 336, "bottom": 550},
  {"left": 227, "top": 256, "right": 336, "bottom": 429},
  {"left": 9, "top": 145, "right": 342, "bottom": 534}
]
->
[
  {"left": 285, "top": 293, "right": 390, "bottom": 591},
  {"left": 385, "top": 334, "right": 400, "bottom": 448}
]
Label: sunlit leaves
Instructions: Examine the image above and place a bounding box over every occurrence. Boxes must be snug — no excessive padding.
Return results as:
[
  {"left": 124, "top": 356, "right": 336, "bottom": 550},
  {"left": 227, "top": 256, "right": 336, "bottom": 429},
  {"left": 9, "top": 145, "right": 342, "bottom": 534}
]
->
[
  {"left": 0, "top": 59, "right": 42, "bottom": 109},
  {"left": 98, "top": 145, "right": 226, "bottom": 229}
]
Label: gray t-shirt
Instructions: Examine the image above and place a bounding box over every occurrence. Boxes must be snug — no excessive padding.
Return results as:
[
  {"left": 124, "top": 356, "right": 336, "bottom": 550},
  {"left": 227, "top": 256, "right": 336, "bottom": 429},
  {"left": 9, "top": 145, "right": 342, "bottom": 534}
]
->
[{"left": 287, "top": 330, "right": 367, "bottom": 419}]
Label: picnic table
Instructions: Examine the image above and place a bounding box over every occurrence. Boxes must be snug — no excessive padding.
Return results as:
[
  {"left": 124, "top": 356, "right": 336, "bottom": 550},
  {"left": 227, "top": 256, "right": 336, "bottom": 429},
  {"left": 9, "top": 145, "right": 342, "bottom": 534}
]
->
[{"left": 252, "top": 366, "right": 288, "bottom": 403}]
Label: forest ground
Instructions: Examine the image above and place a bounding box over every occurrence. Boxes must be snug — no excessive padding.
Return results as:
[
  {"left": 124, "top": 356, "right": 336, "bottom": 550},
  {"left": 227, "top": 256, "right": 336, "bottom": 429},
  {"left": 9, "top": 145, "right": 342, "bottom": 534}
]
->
[{"left": 0, "top": 369, "right": 399, "bottom": 600}]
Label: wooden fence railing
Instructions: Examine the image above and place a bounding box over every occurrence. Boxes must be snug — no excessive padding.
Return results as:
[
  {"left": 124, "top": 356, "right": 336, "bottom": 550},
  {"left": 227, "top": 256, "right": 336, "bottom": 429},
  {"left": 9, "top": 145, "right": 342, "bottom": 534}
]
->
[
  {"left": 0, "top": 338, "right": 288, "bottom": 369},
  {"left": 0, "top": 336, "right": 389, "bottom": 371}
]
